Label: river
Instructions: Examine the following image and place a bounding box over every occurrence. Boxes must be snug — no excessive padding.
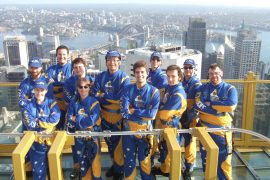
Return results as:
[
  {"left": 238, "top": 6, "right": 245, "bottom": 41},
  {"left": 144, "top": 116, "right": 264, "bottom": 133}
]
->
[{"left": 0, "top": 29, "right": 269, "bottom": 63}]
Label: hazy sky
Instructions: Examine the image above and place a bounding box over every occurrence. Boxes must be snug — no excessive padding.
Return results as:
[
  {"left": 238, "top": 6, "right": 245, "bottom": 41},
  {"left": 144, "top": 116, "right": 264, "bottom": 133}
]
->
[{"left": 1, "top": 0, "right": 270, "bottom": 8}]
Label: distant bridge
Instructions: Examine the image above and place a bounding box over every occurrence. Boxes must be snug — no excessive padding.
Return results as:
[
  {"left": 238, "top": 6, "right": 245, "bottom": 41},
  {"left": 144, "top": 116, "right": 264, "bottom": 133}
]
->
[
  {"left": 82, "top": 24, "right": 174, "bottom": 52},
  {"left": 118, "top": 24, "right": 145, "bottom": 38}
]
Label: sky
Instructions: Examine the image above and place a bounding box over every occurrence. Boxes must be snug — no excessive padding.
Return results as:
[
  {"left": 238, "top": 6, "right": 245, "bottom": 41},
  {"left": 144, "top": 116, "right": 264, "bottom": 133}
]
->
[{"left": 1, "top": 0, "right": 270, "bottom": 8}]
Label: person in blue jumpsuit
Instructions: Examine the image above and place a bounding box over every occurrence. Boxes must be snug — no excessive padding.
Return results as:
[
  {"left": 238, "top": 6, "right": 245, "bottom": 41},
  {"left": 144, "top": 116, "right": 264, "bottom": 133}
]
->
[
  {"left": 66, "top": 78, "right": 102, "bottom": 180},
  {"left": 121, "top": 60, "right": 160, "bottom": 180},
  {"left": 147, "top": 51, "right": 167, "bottom": 95},
  {"left": 92, "top": 50, "right": 130, "bottom": 179},
  {"left": 22, "top": 80, "right": 60, "bottom": 180},
  {"left": 18, "top": 57, "right": 49, "bottom": 131},
  {"left": 147, "top": 51, "right": 168, "bottom": 163},
  {"left": 64, "top": 57, "right": 94, "bottom": 104},
  {"left": 181, "top": 59, "right": 201, "bottom": 179},
  {"left": 193, "top": 63, "right": 238, "bottom": 180},
  {"left": 46, "top": 45, "right": 72, "bottom": 130},
  {"left": 152, "top": 65, "right": 187, "bottom": 177},
  {"left": 63, "top": 57, "right": 94, "bottom": 179}
]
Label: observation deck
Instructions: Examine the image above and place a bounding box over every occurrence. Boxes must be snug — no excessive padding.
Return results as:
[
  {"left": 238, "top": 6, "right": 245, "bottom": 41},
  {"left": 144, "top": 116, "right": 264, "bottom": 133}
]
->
[{"left": 0, "top": 71, "right": 269, "bottom": 180}]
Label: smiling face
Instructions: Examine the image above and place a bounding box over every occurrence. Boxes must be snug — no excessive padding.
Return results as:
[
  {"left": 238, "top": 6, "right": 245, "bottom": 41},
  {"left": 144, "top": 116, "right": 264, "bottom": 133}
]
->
[
  {"left": 29, "top": 66, "right": 42, "bottom": 80},
  {"left": 209, "top": 66, "right": 223, "bottom": 85},
  {"left": 57, "top": 48, "right": 69, "bottom": 66},
  {"left": 167, "top": 69, "right": 180, "bottom": 86},
  {"left": 135, "top": 66, "right": 147, "bottom": 87},
  {"left": 73, "top": 63, "right": 86, "bottom": 78},
  {"left": 34, "top": 88, "right": 47, "bottom": 103},
  {"left": 77, "top": 82, "right": 90, "bottom": 100},
  {"left": 183, "top": 65, "right": 194, "bottom": 79},
  {"left": 106, "top": 56, "right": 121, "bottom": 74},
  {"left": 150, "top": 56, "right": 161, "bottom": 70}
]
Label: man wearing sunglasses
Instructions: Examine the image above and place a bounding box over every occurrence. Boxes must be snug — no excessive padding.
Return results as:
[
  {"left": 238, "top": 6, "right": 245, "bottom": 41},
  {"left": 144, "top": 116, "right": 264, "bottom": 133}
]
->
[
  {"left": 181, "top": 59, "right": 201, "bottom": 180},
  {"left": 92, "top": 50, "right": 130, "bottom": 180}
]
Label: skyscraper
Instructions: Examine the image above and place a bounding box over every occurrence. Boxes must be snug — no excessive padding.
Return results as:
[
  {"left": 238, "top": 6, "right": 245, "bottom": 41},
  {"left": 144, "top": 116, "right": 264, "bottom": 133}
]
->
[
  {"left": 234, "top": 28, "right": 261, "bottom": 79},
  {"left": 224, "top": 35, "right": 235, "bottom": 79},
  {"left": 3, "top": 36, "right": 28, "bottom": 68},
  {"left": 185, "top": 18, "right": 207, "bottom": 78},
  {"left": 27, "top": 41, "right": 38, "bottom": 60},
  {"left": 41, "top": 35, "right": 60, "bottom": 59}
]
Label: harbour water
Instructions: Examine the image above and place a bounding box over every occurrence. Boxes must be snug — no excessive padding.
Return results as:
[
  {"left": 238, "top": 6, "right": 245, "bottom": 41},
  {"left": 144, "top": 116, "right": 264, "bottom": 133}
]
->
[{"left": 0, "top": 29, "right": 269, "bottom": 63}]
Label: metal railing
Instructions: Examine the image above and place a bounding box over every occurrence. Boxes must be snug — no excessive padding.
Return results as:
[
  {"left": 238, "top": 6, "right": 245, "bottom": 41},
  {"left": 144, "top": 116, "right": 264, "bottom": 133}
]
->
[{"left": 0, "top": 127, "right": 269, "bottom": 180}]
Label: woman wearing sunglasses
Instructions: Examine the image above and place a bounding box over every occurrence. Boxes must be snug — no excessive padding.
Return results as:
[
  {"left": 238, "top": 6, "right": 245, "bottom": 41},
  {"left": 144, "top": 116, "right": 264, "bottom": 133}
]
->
[{"left": 66, "top": 78, "right": 102, "bottom": 180}]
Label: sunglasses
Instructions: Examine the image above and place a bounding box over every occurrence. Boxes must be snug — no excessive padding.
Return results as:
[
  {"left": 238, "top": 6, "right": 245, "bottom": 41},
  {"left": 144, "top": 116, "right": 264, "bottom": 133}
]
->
[
  {"left": 151, "top": 57, "right": 161, "bottom": 61},
  {"left": 184, "top": 67, "right": 194, "bottom": 70},
  {"left": 78, "top": 85, "right": 89, "bottom": 89}
]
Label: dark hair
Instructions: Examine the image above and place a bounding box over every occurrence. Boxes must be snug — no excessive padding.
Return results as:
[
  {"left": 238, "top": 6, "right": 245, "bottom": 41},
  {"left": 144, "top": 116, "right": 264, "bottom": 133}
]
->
[
  {"left": 133, "top": 60, "right": 147, "bottom": 74},
  {"left": 56, "top": 45, "right": 69, "bottom": 55},
  {"left": 72, "top": 57, "right": 87, "bottom": 68},
  {"left": 166, "top": 65, "right": 183, "bottom": 81},
  {"left": 209, "top": 63, "right": 222, "bottom": 71},
  {"left": 76, "top": 77, "right": 93, "bottom": 88}
]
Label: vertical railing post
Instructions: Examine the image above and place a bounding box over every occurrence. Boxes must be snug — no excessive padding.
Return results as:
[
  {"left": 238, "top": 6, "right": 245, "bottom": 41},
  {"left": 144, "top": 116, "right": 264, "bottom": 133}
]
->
[
  {"left": 48, "top": 131, "right": 67, "bottom": 180},
  {"left": 193, "top": 127, "right": 219, "bottom": 180},
  {"left": 12, "top": 131, "right": 36, "bottom": 180},
  {"left": 163, "top": 128, "right": 181, "bottom": 180},
  {"left": 243, "top": 72, "right": 257, "bottom": 146}
]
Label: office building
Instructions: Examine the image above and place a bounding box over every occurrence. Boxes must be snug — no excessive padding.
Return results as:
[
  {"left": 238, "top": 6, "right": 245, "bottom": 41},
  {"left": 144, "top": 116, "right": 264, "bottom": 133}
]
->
[
  {"left": 184, "top": 18, "right": 207, "bottom": 78},
  {"left": 27, "top": 41, "right": 38, "bottom": 60},
  {"left": 234, "top": 28, "right": 261, "bottom": 79},
  {"left": 224, "top": 36, "right": 235, "bottom": 79},
  {"left": 3, "top": 36, "right": 28, "bottom": 68},
  {"left": 41, "top": 35, "right": 60, "bottom": 59}
]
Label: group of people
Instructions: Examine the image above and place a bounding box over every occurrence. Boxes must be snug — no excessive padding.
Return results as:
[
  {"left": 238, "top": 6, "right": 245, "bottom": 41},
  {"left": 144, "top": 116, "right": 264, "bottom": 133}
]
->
[{"left": 18, "top": 45, "right": 238, "bottom": 180}]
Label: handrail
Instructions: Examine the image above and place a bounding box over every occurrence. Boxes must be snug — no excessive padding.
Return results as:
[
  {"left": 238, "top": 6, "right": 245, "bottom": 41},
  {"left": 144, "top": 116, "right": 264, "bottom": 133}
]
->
[
  {"left": 205, "top": 128, "right": 270, "bottom": 144},
  {"left": 1, "top": 128, "right": 269, "bottom": 144},
  {"left": 5, "top": 128, "right": 270, "bottom": 180}
]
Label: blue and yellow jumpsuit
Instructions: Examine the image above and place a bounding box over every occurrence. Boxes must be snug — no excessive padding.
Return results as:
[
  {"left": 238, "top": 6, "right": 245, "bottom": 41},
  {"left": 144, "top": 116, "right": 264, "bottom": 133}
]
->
[
  {"left": 63, "top": 74, "right": 94, "bottom": 172},
  {"left": 181, "top": 76, "right": 201, "bottom": 171},
  {"left": 193, "top": 81, "right": 238, "bottom": 180},
  {"left": 92, "top": 69, "right": 130, "bottom": 175},
  {"left": 46, "top": 62, "right": 72, "bottom": 129},
  {"left": 147, "top": 67, "right": 167, "bottom": 158},
  {"left": 22, "top": 97, "right": 60, "bottom": 180},
  {"left": 120, "top": 83, "right": 160, "bottom": 180},
  {"left": 147, "top": 67, "right": 167, "bottom": 92},
  {"left": 156, "top": 83, "right": 186, "bottom": 174},
  {"left": 18, "top": 75, "right": 49, "bottom": 131},
  {"left": 66, "top": 96, "right": 102, "bottom": 180}
]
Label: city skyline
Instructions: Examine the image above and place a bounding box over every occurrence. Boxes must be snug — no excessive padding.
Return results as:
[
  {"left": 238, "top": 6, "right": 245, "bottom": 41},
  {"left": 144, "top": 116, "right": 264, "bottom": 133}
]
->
[{"left": 2, "top": 0, "right": 270, "bottom": 8}]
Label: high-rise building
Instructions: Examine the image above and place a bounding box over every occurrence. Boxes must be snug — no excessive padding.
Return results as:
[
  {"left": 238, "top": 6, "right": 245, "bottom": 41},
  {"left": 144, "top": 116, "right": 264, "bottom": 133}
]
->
[
  {"left": 41, "top": 35, "right": 60, "bottom": 59},
  {"left": 184, "top": 18, "right": 207, "bottom": 78},
  {"left": 257, "top": 61, "right": 266, "bottom": 80},
  {"left": 224, "top": 35, "right": 235, "bottom": 79},
  {"left": 27, "top": 41, "right": 38, "bottom": 60},
  {"left": 3, "top": 36, "right": 28, "bottom": 68},
  {"left": 234, "top": 28, "right": 261, "bottom": 79}
]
